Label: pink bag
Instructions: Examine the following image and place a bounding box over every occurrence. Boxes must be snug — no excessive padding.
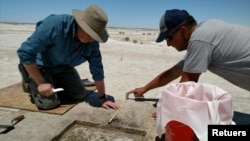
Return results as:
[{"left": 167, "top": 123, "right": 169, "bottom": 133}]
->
[{"left": 156, "top": 82, "right": 234, "bottom": 141}]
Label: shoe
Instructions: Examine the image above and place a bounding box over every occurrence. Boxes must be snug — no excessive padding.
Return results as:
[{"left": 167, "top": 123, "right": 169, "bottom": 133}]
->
[
  {"left": 85, "top": 85, "right": 97, "bottom": 91},
  {"left": 81, "top": 79, "right": 95, "bottom": 87}
]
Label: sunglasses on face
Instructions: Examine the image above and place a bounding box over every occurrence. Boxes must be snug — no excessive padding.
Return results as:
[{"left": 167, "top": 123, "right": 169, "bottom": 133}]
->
[{"left": 165, "top": 26, "right": 181, "bottom": 41}]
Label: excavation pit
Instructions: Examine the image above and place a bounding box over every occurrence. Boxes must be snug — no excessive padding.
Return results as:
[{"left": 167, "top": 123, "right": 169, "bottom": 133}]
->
[{"left": 53, "top": 121, "right": 147, "bottom": 141}]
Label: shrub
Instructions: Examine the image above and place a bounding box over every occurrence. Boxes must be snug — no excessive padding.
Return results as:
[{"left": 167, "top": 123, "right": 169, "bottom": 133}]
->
[
  {"left": 133, "top": 39, "right": 137, "bottom": 44},
  {"left": 124, "top": 37, "right": 129, "bottom": 41}
]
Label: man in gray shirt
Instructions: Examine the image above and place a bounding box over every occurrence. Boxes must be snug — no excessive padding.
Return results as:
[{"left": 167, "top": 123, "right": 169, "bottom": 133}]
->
[{"left": 127, "top": 9, "right": 250, "bottom": 97}]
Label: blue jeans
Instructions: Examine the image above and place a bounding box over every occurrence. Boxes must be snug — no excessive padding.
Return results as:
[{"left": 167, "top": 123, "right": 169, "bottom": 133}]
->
[{"left": 27, "top": 67, "right": 89, "bottom": 110}]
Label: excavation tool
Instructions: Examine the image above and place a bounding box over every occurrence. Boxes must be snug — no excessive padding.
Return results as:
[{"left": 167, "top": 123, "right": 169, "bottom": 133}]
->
[
  {"left": 0, "top": 115, "right": 25, "bottom": 134},
  {"left": 108, "top": 93, "right": 130, "bottom": 124},
  {"left": 52, "top": 88, "right": 64, "bottom": 93}
]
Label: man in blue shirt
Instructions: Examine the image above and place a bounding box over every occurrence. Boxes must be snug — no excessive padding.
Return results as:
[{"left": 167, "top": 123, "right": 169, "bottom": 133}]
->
[{"left": 17, "top": 4, "right": 120, "bottom": 110}]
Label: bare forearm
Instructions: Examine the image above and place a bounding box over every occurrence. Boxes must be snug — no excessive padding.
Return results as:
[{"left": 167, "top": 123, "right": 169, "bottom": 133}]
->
[
  {"left": 23, "top": 63, "right": 46, "bottom": 85},
  {"left": 94, "top": 80, "right": 105, "bottom": 96}
]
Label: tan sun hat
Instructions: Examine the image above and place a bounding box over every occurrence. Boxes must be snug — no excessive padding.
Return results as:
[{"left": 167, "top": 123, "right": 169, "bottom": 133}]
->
[{"left": 72, "top": 4, "right": 109, "bottom": 43}]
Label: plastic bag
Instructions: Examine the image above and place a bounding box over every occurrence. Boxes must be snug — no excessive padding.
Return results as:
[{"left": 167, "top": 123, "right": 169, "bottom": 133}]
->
[{"left": 156, "top": 81, "right": 234, "bottom": 141}]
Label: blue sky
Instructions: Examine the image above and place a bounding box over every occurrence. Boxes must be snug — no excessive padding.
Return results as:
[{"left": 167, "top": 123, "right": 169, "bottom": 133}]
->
[{"left": 0, "top": 0, "right": 249, "bottom": 29}]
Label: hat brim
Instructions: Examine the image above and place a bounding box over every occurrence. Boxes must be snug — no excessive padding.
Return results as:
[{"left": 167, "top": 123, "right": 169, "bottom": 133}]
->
[
  {"left": 156, "top": 31, "right": 167, "bottom": 43},
  {"left": 72, "top": 9, "right": 108, "bottom": 43}
]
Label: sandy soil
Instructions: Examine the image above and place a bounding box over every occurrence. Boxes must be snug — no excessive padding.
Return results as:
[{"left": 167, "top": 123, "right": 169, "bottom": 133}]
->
[
  {"left": 0, "top": 22, "right": 249, "bottom": 113},
  {"left": 0, "top": 22, "right": 250, "bottom": 141}
]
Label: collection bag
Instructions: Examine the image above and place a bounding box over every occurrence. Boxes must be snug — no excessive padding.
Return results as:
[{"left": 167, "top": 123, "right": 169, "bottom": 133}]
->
[{"left": 156, "top": 81, "right": 234, "bottom": 141}]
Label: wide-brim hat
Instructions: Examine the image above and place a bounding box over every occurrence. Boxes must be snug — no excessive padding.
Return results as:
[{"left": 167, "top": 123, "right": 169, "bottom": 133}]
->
[{"left": 72, "top": 4, "right": 109, "bottom": 43}]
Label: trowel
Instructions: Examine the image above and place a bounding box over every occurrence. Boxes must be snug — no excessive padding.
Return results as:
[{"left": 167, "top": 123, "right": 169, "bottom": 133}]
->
[{"left": 0, "top": 115, "right": 25, "bottom": 134}]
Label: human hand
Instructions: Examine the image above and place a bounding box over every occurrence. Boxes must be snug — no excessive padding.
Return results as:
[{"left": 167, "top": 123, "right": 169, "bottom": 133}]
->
[
  {"left": 101, "top": 100, "right": 120, "bottom": 110},
  {"left": 37, "top": 83, "right": 53, "bottom": 97},
  {"left": 126, "top": 87, "right": 146, "bottom": 98}
]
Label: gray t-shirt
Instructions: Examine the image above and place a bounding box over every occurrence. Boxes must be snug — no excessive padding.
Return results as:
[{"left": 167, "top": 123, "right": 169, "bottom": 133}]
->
[{"left": 176, "top": 20, "right": 250, "bottom": 91}]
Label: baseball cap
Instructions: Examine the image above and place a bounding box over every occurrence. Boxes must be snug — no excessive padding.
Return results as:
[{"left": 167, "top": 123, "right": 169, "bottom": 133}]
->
[{"left": 156, "top": 9, "right": 191, "bottom": 43}]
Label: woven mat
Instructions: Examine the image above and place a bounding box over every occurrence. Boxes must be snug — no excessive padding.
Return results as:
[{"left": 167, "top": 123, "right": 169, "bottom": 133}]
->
[{"left": 0, "top": 82, "right": 77, "bottom": 115}]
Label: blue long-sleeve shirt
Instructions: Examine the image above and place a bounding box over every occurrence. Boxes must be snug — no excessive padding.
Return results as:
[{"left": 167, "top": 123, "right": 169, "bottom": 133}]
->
[{"left": 17, "top": 14, "right": 104, "bottom": 80}]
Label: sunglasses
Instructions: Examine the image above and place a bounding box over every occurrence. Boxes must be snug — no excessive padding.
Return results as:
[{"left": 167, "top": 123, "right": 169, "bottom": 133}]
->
[{"left": 165, "top": 26, "right": 181, "bottom": 41}]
